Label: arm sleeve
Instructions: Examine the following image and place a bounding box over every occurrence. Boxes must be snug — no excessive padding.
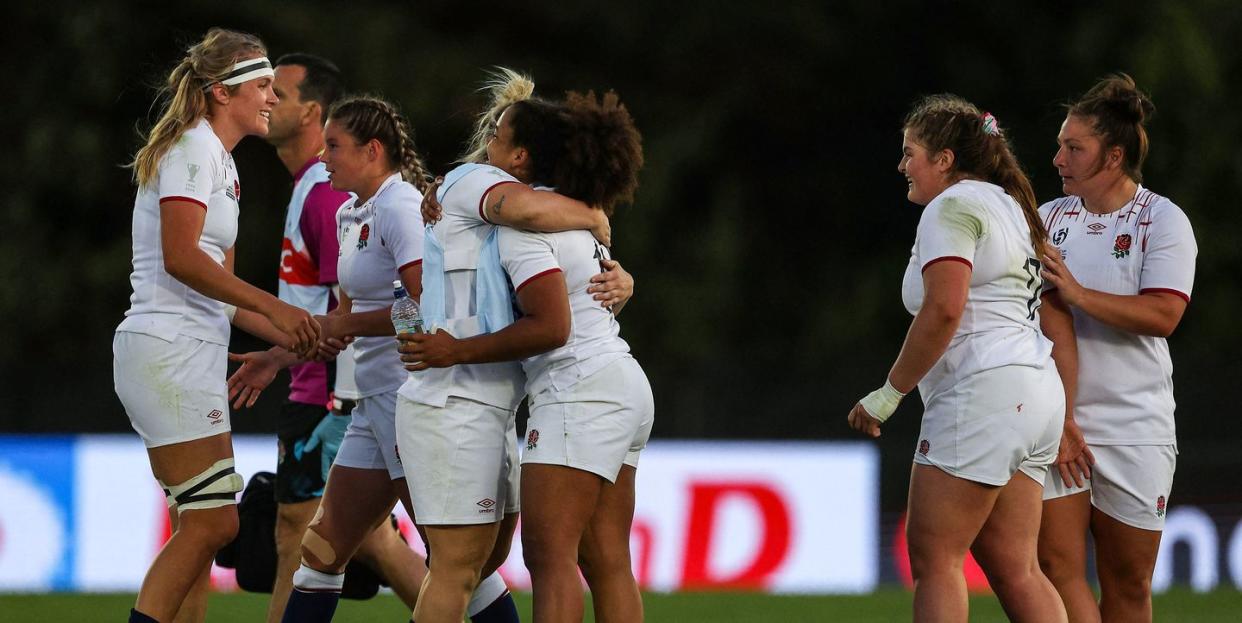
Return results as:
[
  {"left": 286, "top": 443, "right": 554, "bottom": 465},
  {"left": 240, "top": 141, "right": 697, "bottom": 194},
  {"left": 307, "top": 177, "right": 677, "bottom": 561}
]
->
[
  {"left": 498, "top": 228, "right": 561, "bottom": 292},
  {"left": 915, "top": 194, "right": 986, "bottom": 271},
  {"left": 1139, "top": 203, "right": 1197, "bottom": 301},
  {"left": 156, "top": 135, "right": 215, "bottom": 209},
  {"left": 301, "top": 182, "right": 352, "bottom": 284},
  {"left": 376, "top": 184, "right": 426, "bottom": 272}
]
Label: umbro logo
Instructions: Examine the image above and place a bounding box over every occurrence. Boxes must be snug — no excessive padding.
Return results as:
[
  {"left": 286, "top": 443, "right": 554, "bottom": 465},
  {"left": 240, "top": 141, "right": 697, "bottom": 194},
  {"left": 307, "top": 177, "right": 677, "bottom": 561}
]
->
[
  {"left": 477, "top": 498, "right": 496, "bottom": 513},
  {"left": 207, "top": 409, "right": 224, "bottom": 425},
  {"left": 1086, "top": 223, "right": 1107, "bottom": 235}
]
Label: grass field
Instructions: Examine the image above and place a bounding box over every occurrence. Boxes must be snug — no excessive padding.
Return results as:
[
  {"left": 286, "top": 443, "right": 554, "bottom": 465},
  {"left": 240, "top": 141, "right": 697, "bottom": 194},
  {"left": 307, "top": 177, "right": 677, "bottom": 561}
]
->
[{"left": 2, "top": 589, "right": 1240, "bottom": 622}]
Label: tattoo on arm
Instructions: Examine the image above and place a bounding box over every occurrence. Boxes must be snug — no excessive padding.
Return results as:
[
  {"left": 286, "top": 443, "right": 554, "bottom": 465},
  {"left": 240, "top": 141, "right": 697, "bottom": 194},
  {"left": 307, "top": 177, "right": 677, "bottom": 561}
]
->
[{"left": 490, "top": 196, "right": 505, "bottom": 218}]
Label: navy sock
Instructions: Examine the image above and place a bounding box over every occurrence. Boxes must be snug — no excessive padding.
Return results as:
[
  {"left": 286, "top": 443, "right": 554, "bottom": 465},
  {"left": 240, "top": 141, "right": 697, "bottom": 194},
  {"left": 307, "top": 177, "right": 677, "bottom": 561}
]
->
[
  {"left": 128, "top": 608, "right": 159, "bottom": 623},
  {"left": 281, "top": 589, "right": 341, "bottom": 623},
  {"left": 470, "top": 591, "right": 520, "bottom": 623}
]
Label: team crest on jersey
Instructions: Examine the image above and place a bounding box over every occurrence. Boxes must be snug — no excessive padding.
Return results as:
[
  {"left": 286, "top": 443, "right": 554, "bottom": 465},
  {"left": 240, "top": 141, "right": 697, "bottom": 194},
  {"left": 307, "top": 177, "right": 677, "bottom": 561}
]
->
[
  {"left": 1112, "top": 233, "right": 1132, "bottom": 259},
  {"left": 1155, "top": 495, "right": 1166, "bottom": 518},
  {"left": 357, "top": 223, "right": 370, "bottom": 250},
  {"left": 526, "top": 429, "right": 540, "bottom": 451},
  {"left": 225, "top": 179, "right": 241, "bottom": 203},
  {"left": 918, "top": 439, "right": 930, "bottom": 455},
  {"left": 1052, "top": 228, "right": 1068, "bottom": 245}
]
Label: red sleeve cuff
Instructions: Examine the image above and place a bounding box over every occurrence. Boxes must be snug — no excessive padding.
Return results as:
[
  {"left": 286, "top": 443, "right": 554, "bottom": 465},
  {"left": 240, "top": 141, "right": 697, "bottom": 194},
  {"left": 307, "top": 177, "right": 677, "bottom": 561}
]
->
[
  {"left": 478, "top": 181, "right": 521, "bottom": 224},
  {"left": 397, "top": 259, "right": 423, "bottom": 273},
  {"left": 159, "top": 196, "right": 208, "bottom": 210},
  {"left": 921, "top": 256, "right": 973, "bottom": 273},
  {"left": 516, "top": 268, "right": 563, "bottom": 292},
  {"left": 1140, "top": 288, "right": 1190, "bottom": 303}
]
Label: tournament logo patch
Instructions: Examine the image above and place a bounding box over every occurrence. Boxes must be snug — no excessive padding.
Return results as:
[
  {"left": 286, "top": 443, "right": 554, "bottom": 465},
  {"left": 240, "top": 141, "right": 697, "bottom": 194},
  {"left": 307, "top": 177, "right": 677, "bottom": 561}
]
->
[
  {"left": 918, "top": 439, "right": 930, "bottom": 456},
  {"left": 1052, "top": 228, "right": 1068, "bottom": 245},
  {"left": 356, "top": 223, "right": 370, "bottom": 250},
  {"left": 1112, "top": 233, "right": 1132, "bottom": 259},
  {"left": 1156, "top": 495, "right": 1166, "bottom": 518},
  {"left": 526, "top": 429, "right": 540, "bottom": 451}
]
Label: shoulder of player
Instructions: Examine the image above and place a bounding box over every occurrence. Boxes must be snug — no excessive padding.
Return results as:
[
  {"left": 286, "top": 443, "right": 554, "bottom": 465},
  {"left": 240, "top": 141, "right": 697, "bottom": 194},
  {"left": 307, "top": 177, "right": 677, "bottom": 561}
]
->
[
  {"left": 926, "top": 182, "right": 991, "bottom": 221},
  {"left": 374, "top": 178, "right": 423, "bottom": 210},
  {"left": 1141, "top": 190, "right": 1190, "bottom": 226},
  {"left": 497, "top": 225, "right": 556, "bottom": 247}
]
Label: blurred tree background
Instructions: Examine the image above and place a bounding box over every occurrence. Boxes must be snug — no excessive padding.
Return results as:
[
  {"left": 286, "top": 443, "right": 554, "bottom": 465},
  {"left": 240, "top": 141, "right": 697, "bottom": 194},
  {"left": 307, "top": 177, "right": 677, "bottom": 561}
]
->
[{"left": 3, "top": 0, "right": 1239, "bottom": 512}]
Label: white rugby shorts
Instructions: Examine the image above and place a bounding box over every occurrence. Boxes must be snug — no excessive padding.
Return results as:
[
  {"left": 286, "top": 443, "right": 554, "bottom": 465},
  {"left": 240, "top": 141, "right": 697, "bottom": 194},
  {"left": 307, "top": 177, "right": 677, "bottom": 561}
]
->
[
  {"left": 334, "top": 391, "right": 404, "bottom": 480},
  {"left": 396, "top": 395, "right": 519, "bottom": 525},
  {"left": 913, "top": 363, "right": 1063, "bottom": 486},
  {"left": 113, "top": 331, "right": 230, "bottom": 448},
  {"left": 1043, "top": 443, "right": 1176, "bottom": 531},
  {"left": 523, "top": 356, "right": 654, "bottom": 482}
]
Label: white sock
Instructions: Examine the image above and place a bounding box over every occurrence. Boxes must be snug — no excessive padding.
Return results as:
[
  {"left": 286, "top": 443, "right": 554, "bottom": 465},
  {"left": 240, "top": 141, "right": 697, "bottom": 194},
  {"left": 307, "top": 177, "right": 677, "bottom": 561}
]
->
[
  {"left": 467, "top": 571, "right": 509, "bottom": 616},
  {"left": 292, "top": 564, "right": 345, "bottom": 591}
]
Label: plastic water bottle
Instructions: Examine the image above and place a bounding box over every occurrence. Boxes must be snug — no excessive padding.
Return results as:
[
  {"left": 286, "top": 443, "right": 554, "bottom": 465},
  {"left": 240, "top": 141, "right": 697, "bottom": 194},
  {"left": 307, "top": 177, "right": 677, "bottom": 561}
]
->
[{"left": 390, "top": 280, "right": 423, "bottom": 334}]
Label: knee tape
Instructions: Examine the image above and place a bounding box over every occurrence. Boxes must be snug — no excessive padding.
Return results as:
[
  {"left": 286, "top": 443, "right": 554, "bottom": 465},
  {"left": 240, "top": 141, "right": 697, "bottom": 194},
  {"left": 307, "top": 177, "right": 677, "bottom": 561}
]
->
[
  {"left": 160, "top": 458, "right": 244, "bottom": 514},
  {"left": 301, "top": 506, "right": 338, "bottom": 566}
]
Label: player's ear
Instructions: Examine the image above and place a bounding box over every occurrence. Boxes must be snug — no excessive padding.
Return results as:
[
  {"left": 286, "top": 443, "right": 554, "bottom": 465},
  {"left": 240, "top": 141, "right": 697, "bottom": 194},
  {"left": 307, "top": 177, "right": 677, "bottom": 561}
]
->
[{"left": 205, "top": 82, "right": 230, "bottom": 106}]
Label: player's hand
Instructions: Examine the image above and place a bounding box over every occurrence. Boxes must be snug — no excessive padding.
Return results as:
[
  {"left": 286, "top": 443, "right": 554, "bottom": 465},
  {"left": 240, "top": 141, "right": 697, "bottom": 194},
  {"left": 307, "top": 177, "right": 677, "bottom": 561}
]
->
[
  {"left": 265, "top": 300, "right": 321, "bottom": 355},
  {"left": 227, "top": 350, "right": 280, "bottom": 409},
  {"left": 588, "top": 260, "right": 634, "bottom": 309},
  {"left": 847, "top": 402, "right": 883, "bottom": 438},
  {"left": 590, "top": 210, "right": 612, "bottom": 248},
  {"left": 1040, "top": 242, "right": 1085, "bottom": 307},
  {"left": 314, "top": 336, "right": 352, "bottom": 362},
  {"left": 1056, "top": 419, "right": 1095, "bottom": 489},
  {"left": 397, "top": 329, "right": 461, "bottom": 371},
  {"left": 421, "top": 177, "right": 445, "bottom": 225}
]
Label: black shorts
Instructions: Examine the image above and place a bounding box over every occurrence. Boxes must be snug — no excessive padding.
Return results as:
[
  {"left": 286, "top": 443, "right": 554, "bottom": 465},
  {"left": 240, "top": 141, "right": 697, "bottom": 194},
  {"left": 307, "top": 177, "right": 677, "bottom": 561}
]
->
[{"left": 276, "top": 401, "right": 332, "bottom": 504}]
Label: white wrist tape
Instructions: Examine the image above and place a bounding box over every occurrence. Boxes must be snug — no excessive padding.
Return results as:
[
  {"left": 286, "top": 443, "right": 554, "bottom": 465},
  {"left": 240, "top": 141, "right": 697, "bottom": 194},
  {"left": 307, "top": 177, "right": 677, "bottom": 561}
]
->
[
  {"left": 224, "top": 304, "right": 238, "bottom": 322},
  {"left": 859, "top": 379, "right": 906, "bottom": 423}
]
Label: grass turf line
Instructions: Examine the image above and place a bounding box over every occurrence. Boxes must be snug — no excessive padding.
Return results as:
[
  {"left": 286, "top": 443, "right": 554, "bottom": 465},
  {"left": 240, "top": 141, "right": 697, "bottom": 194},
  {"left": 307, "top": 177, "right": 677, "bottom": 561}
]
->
[{"left": 1, "top": 588, "right": 1240, "bottom": 621}]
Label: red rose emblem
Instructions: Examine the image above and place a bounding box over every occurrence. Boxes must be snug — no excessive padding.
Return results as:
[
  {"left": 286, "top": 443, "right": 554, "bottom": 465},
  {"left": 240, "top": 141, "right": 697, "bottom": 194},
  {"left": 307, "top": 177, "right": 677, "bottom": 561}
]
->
[
  {"left": 526, "top": 429, "right": 540, "bottom": 451},
  {"left": 1112, "top": 233, "right": 1132, "bottom": 258},
  {"left": 918, "top": 439, "right": 930, "bottom": 455},
  {"left": 356, "top": 223, "right": 370, "bottom": 250}
]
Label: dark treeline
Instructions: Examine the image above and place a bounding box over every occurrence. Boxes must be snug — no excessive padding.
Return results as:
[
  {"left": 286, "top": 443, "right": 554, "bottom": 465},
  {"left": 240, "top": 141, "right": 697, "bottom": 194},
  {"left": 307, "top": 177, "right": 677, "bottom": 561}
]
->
[{"left": 5, "top": 1, "right": 1240, "bottom": 510}]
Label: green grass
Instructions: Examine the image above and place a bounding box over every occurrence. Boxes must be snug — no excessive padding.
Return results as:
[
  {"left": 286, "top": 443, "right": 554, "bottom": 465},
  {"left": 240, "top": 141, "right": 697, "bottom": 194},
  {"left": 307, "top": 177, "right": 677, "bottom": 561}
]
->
[{"left": 1, "top": 588, "right": 1239, "bottom": 621}]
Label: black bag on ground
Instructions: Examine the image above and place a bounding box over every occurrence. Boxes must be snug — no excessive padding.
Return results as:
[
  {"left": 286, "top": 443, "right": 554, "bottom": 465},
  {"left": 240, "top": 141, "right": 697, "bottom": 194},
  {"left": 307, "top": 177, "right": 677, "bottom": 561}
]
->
[{"left": 215, "top": 471, "right": 384, "bottom": 600}]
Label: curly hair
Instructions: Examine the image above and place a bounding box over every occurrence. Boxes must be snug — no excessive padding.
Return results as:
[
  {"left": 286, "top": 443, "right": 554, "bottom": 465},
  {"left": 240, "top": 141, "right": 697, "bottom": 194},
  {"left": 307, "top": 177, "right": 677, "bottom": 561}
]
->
[
  {"left": 506, "top": 90, "right": 643, "bottom": 216},
  {"left": 904, "top": 94, "right": 1046, "bottom": 258},
  {"left": 327, "top": 95, "right": 433, "bottom": 194},
  {"left": 1067, "top": 73, "right": 1155, "bottom": 183}
]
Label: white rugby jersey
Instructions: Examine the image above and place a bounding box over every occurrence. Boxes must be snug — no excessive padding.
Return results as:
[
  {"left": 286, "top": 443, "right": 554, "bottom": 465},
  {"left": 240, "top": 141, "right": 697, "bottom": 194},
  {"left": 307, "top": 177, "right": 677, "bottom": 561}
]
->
[
  {"left": 1040, "top": 187, "right": 1196, "bottom": 445},
  {"left": 397, "top": 164, "right": 525, "bottom": 410},
  {"left": 117, "top": 119, "right": 239, "bottom": 346},
  {"left": 336, "top": 173, "right": 424, "bottom": 397},
  {"left": 498, "top": 227, "right": 630, "bottom": 397},
  {"left": 901, "top": 180, "right": 1054, "bottom": 401}
]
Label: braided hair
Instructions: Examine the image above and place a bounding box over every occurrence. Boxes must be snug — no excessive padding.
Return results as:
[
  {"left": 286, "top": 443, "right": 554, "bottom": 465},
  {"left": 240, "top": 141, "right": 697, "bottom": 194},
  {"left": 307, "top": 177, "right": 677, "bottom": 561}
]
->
[{"left": 327, "top": 95, "right": 433, "bottom": 194}]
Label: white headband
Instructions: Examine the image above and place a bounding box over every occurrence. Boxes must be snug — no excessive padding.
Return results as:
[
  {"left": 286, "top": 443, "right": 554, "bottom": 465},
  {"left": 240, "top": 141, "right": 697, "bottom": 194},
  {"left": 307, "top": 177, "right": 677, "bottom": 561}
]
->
[{"left": 204, "top": 57, "right": 274, "bottom": 90}]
